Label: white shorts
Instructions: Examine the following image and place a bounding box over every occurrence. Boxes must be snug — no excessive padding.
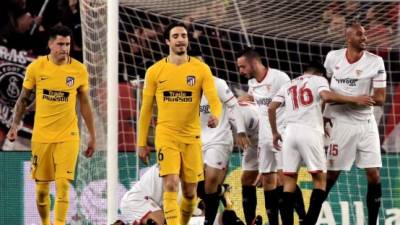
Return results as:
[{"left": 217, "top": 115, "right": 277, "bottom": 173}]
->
[
  {"left": 203, "top": 144, "right": 233, "bottom": 170},
  {"left": 282, "top": 124, "right": 326, "bottom": 174},
  {"left": 258, "top": 142, "right": 282, "bottom": 173},
  {"left": 242, "top": 146, "right": 258, "bottom": 171},
  {"left": 327, "top": 119, "right": 382, "bottom": 171},
  {"left": 120, "top": 189, "right": 162, "bottom": 224}
]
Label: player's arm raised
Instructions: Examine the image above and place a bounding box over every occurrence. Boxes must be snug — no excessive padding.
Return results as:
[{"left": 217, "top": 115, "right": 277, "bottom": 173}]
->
[
  {"left": 78, "top": 90, "right": 96, "bottom": 157},
  {"left": 7, "top": 87, "right": 32, "bottom": 141},
  {"left": 138, "top": 68, "right": 156, "bottom": 164},
  {"left": 203, "top": 66, "right": 222, "bottom": 128}
]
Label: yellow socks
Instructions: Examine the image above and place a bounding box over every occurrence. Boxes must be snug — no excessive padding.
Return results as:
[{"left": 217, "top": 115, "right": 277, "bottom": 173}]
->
[
  {"left": 180, "top": 195, "right": 197, "bottom": 225},
  {"left": 163, "top": 191, "right": 180, "bottom": 225},
  {"left": 54, "top": 178, "right": 70, "bottom": 225},
  {"left": 36, "top": 182, "right": 51, "bottom": 225}
]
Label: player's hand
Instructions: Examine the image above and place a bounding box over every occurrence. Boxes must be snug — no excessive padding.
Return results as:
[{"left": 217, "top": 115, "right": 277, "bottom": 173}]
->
[
  {"left": 207, "top": 115, "right": 219, "bottom": 128},
  {"left": 139, "top": 146, "right": 150, "bottom": 164},
  {"left": 323, "top": 117, "right": 333, "bottom": 138},
  {"left": 6, "top": 124, "right": 18, "bottom": 142},
  {"left": 84, "top": 136, "right": 95, "bottom": 158},
  {"left": 236, "top": 132, "right": 250, "bottom": 150},
  {"left": 353, "top": 95, "right": 375, "bottom": 106},
  {"left": 238, "top": 95, "right": 253, "bottom": 103},
  {"left": 272, "top": 132, "right": 282, "bottom": 150},
  {"left": 252, "top": 173, "right": 262, "bottom": 187}
]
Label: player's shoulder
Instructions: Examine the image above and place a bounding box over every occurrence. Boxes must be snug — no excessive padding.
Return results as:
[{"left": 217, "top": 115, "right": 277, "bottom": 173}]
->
[
  {"left": 28, "top": 55, "right": 48, "bottom": 68},
  {"left": 270, "top": 68, "right": 290, "bottom": 81},
  {"left": 363, "top": 50, "right": 384, "bottom": 62},
  {"left": 214, "top": 76, "right": 228, "bottom": 86},
  {"left": 326, "top": 48, "right": 346, "bottom": 59},
  {"left": 147, "top": 58, "right": 167, "bottom": 71},
  {"left": 188, "top": 56, "right": 211, "bottom": 71}
]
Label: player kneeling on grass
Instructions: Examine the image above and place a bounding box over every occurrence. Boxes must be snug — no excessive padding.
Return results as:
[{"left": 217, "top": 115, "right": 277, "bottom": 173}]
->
[{"left": 268, "top": 61, "right": 375, "bottom": 225}]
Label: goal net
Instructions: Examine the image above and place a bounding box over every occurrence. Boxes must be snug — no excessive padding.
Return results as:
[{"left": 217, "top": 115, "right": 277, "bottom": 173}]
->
[{"left": 76, "top": 0, "right": 400, "bottom": 224}]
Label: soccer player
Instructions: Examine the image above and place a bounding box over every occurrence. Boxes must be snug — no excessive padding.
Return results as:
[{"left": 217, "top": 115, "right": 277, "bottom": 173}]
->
[
  {"left": 118, "top": 164, "right": 167, "bottom": 225},
  {"left": 137, "top": 22, "right": 222, "bottom": 225},
  {"left": 236, "top": 47, "right": 291, "bottom": 225},
  {"left": 229, "top": 101, "right": 264, "bottom": 225},
  {"left": 323, "top": 23, "right": 386, "bottom": 225},
  {"left": 191, "top": 50, "right": 248, "bottom": 225},
  {"left": 7, "top": 25, "right": 95, "bottom": 225},
  {"left": 268, "top": 61, "right": 374, "bottom": 225}
]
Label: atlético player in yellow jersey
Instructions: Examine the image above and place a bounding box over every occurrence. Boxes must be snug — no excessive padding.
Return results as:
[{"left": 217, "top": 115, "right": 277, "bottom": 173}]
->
[
  {"left": 138, "top": 22, "right": 222, "bottom": 225},
  {"left": 7, "top": 25, "right": 95, "bottom": 225}
]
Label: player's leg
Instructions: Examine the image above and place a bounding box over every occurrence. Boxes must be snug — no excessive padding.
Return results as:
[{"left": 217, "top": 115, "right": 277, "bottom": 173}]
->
[
  {"left": 259, "top": 142, "right": 279, "bottom": 225},
  {"left": 203, "top": 164, "right": 227, "bottom": 225},
  {"left": 241, "top": 145, "right": 259, "bottom": 225},
  {"left": 180, "top": 140, "right": 204, "bottom": 225},
  {"left": 31, "top": 142, "right": 55, "bottom": 225},
  {"left": 365, "top": 168, "right": 381, "bottom": 225},
  {"left": 303, "top": 172, "right": 326, "bottom": 225},
  {"left": 301, "top": 128, "right": 327, "bottom": 225},
  {"left": 156, "top": 136, "right": 182, "bottom": 225},
  {"left": 241, "top": 170, "right": 258, "bottom": 225},
  {"left": 326, "top": 120, "right": 358, "bottom": 198},
  {"left": 280, "top": 127, "right": 302, "bottom": 225},
  {"left": 53, "top": 141, "right": 79, "bottom": 225},
  {"left": 202, "top": 145, "right": 231, "bottom": 225},
  {"left": 357, "top": 119, "right": 382, "bottom": 225}
]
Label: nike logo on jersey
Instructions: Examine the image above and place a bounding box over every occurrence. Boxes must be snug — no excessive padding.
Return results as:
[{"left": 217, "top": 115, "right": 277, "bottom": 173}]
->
[
  {"left": 159, "top": 80, "right": 167, "bottom": 83},
  {"left": 40, "top": 76, "right": 49, "bottom": 81}
]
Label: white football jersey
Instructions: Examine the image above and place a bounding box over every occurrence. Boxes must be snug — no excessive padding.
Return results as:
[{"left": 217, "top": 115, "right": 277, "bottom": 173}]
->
[
  {"left": 125, "top": 164, "right": 163, "bottom": 206},
  {"left": 248, "top": 68, "right": 290, "bottom": 137},
  {"left": 324, "top": 48, "right": 386, "bottom": 121},
  {"left": 200, "top": 77, "right": 238, "bottom": 147},
  {"left": 229, "top": 101, "right": 260, "bottom": 145},
  {"left": 273, "top": 74, "right": 330, "bottom": 133}
]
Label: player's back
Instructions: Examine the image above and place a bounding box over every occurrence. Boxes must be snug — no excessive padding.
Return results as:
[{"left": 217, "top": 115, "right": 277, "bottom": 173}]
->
[
  {"left": 277, "top": 74, "right": 329, "bottom": 133},
  {"left": 145, "top": 56, "right": 218, "bottom": 143},
  {"left": 130, "top": 164, "right": 163, "bottom": 206},
  {"left": 229, "top": 101, "right": 259, "bottom": 145},
  {"left": 24, "top": 56, "right": 88, "bottom": 142}
]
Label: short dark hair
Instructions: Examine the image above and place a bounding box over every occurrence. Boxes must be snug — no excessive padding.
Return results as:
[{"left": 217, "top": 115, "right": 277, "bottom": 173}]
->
[
  {"left": 304, "top": 60, "right": 326, "bottom": 76},
  {"left": 163, "top": 22, "right": 187, "bottom": 41},
  {"left": 49, "top": 25, "right": 72, "bottom": 40},
  {"left": 236, "top": 47, "right": 262, "bottom": 62}
]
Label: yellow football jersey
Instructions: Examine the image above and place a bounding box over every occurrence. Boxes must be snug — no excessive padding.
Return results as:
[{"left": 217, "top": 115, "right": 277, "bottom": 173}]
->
[
  {"left": 138, "top": 56, "right": 222, "bottom": 145},
  {"left": 23, "top": 56, "right": 89, "bottom": 142}
]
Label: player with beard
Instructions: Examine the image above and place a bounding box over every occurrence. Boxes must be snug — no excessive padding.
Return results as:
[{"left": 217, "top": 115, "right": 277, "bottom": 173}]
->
[
  {"left": 323, "top": 23, "right": 386, "bottom": 225},
  {"left": 236, "top": 48, "right": 305, "bottom": 225},
  {"left": 138, "top": 22, "right": 222, "bottom": 225}
]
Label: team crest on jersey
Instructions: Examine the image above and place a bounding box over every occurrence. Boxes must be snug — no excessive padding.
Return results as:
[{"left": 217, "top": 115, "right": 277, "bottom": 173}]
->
[
  {"left": 355, "top": 70, "right": 362, "bottom": 76},
  {"left": 66, "top": 76, "right": 75, "bottom": 87},
  {"left": 187, "top": 75, "right": 195, "bottom": 86}
]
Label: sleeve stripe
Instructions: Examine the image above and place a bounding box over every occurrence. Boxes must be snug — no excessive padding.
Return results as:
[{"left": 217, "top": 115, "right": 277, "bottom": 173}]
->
[
  {"left": 373, "top": 80, "right": 386, "bottom": 82},
  {"left": 224, "top": 96, "right": 235, "bottom": 104}
]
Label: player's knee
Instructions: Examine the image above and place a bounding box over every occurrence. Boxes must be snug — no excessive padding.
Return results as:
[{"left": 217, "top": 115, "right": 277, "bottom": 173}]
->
[
  {"left": 35, "top": 182, "right": 50, "bottom": 204},
  {"left": 366, "top": 168, "right": 381, "bottom": 184},
  {"left": 55, "top": 178, "right": 70, "bottom": 202},
  {"left": 163, "top": 176, "right": 179, "bottom": 192}
]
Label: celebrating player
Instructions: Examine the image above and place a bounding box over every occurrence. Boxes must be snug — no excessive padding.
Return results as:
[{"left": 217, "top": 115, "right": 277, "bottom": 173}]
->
[
  {"left": 236, "top": 47, "right": 293, "bottom": 225},
  {"left": 137, "top": 22, "right": 222, "bottom": 225},
  {"left": 323, "top": 23, "right": 386, "bottom": 225},
  {"left": 192, "top": 51, "right": 249, "bottom": 225},
  {"left": 268, "top": 61, "right": 374, "bottom": 225},
  {"left": 7, "top": 25, "right": 95, "bottom": 225}
]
